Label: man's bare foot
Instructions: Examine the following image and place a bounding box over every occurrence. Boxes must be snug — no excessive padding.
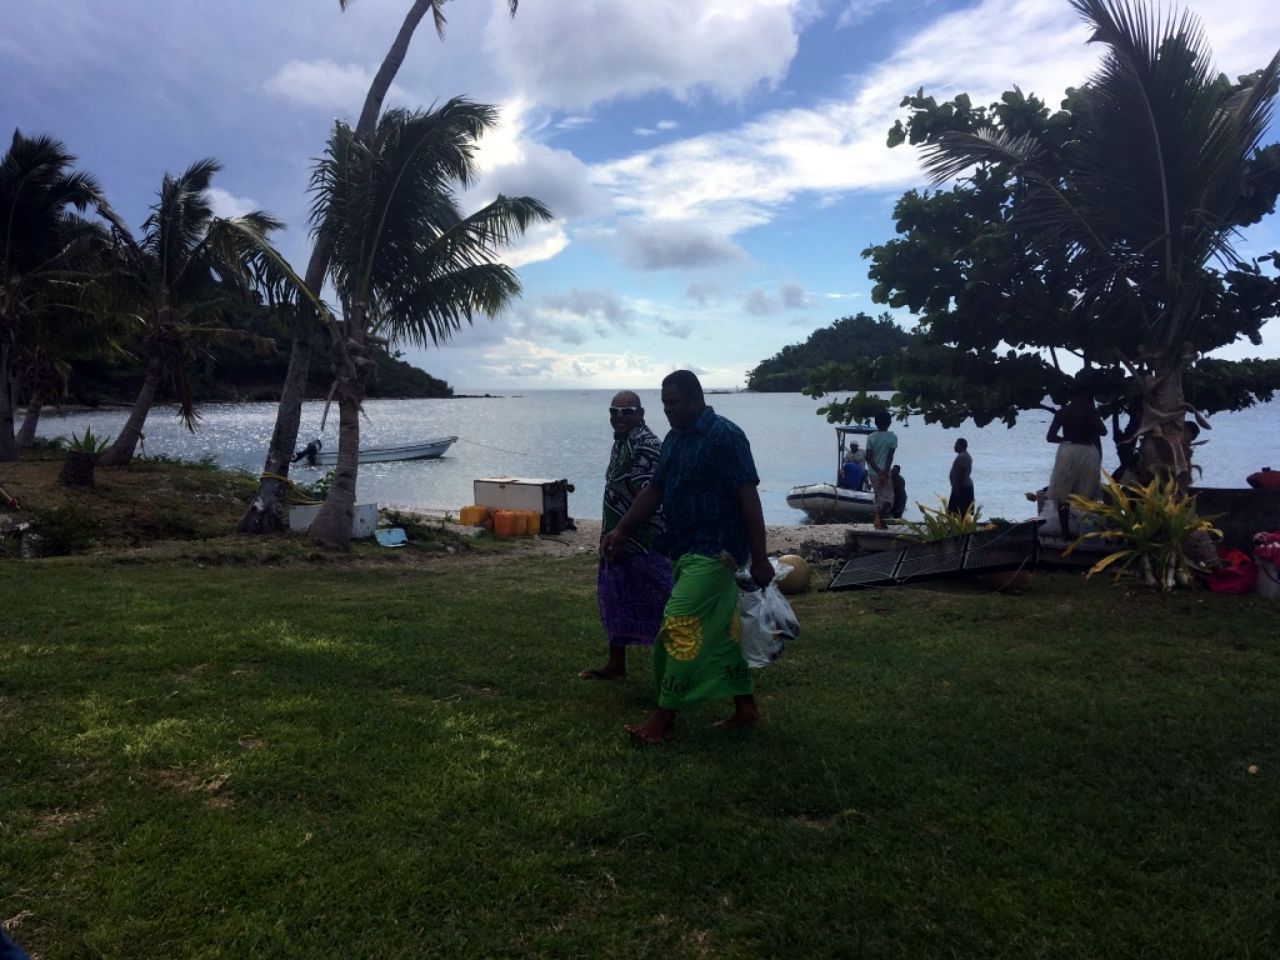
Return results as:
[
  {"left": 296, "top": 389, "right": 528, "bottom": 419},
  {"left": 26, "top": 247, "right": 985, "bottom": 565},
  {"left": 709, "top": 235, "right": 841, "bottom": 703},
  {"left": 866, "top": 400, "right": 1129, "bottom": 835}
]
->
[
  {"left": 624, "top": 709, "right": 676, "bottom": 745},
  {"left": 711, "top": 711, "right": 764, "bottom": 731},
  {"left": 578, "top": 667, "right": 625, "bottom": 680}
]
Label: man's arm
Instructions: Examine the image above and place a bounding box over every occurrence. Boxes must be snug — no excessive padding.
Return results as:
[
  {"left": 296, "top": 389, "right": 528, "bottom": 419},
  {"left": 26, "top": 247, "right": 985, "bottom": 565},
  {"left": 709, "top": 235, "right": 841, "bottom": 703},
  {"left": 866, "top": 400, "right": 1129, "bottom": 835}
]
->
[
  {"left": 1046, "top": 411, "right": 1064, "bottom": 444},
  {"left": 737, "top": 483, "right": 773, "bottom": 588},
  {"left": 600, "top": 483, "right": 663, "bottom": 559}
]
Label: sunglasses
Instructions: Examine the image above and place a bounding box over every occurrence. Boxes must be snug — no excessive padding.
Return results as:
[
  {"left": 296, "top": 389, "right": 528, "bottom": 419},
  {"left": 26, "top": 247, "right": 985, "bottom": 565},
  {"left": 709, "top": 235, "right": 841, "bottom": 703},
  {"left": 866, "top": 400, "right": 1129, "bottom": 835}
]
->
[{"left": 608, "top": 406, "right": 640, "bottom": 417}]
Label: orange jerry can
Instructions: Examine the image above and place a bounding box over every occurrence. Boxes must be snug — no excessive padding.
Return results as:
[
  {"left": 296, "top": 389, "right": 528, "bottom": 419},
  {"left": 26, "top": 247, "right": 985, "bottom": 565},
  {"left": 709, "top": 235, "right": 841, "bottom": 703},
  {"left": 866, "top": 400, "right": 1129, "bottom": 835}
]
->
[
  {"left": 523, "top": 511, "right": 541, "bottom": 535},
  {"left": 493, "top": 510, "right": 522, "bottom": 538}
]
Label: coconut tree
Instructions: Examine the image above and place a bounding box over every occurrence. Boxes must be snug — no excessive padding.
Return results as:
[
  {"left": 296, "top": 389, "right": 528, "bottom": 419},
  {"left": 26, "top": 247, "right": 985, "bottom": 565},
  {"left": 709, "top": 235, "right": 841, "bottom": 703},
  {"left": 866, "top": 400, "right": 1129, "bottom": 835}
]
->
[
  {"left": 96, "top": 159, "right": 317, "bottom": 466},
  {"left": 917, "top": 0, "right": 1280, "bottom": 491},
  {"left": 0, "top": 130, "right": 105, "bottom": 461},
  {"left": 240, "top": 0, "right": 521, "bottom": 533},
  {"left": 304, "top": 99, "right": 551, "bottom": 547}
]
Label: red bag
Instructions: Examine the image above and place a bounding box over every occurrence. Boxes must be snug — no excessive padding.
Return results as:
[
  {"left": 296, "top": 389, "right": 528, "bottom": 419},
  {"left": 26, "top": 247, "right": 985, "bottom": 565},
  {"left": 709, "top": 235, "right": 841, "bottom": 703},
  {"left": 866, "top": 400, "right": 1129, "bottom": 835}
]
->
[
  {"left": 1247, "top": 469, "right": 1280, "bottom": 490},
  {"left": 1207, "top": 548, "right": 1257, "bottom": 595}
]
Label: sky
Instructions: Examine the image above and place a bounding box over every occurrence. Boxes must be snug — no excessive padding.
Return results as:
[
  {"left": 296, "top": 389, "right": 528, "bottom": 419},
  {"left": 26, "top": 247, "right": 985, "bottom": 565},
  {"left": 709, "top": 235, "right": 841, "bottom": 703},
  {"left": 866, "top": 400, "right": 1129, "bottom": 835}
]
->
[{"left": 5, "top": 0, "right": 1280, "bottom": 391}]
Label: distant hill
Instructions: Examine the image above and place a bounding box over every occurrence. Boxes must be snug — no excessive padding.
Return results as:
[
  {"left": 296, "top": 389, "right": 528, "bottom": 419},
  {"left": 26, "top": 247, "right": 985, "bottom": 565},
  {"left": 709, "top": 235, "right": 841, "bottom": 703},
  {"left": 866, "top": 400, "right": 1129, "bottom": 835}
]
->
[
  {"left": 746, "top": 312, "right": 910, "bottom": 392},
  {"left": 62, "top": 305, "right": 453, "bottom": 408}
]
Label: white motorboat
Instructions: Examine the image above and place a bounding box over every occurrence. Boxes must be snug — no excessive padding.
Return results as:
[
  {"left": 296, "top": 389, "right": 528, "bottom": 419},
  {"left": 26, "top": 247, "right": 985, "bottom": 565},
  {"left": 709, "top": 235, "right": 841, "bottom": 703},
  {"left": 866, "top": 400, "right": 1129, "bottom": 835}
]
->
[
  {"left": 311, "top": 435, "right": 457, "bottom": 466},
  {"left": 787, "top": 424, "right": 879, "bottom": 523},
  {"left": 786, "top": 482, "right": 877, "bottom": 522}
]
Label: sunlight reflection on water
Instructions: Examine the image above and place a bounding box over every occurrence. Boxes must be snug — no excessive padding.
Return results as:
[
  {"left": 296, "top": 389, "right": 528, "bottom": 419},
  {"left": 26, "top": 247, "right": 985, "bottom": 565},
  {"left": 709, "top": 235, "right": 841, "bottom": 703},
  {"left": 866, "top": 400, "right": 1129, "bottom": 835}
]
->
[{"left": 35, "top": 391, "right": 1279, "bottom": 525}]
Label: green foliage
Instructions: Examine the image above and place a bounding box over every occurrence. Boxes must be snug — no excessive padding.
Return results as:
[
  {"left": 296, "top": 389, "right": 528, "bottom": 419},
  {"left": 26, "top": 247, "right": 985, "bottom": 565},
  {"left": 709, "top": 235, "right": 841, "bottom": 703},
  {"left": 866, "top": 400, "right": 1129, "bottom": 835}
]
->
[
  {"left": 1065, "top": 473, "right": 1222, "bottom": 590},
  {"left": 65, "top": 427, "right": 110, "bottom": 454},
  {"left": 310, "top": 469, "right": 336, "bottom": 501},
  {"left": 747, "top": 313, "right": 910, "bottom": 392},
  {"left": 902, "top": 497, "right": 985, "bottom": 542},
  {"left": 29, "top": 502, "right": 97, "bottom": 555},
  {"left": 855, "top": 14, "right": 1280, "bottom": 431}
]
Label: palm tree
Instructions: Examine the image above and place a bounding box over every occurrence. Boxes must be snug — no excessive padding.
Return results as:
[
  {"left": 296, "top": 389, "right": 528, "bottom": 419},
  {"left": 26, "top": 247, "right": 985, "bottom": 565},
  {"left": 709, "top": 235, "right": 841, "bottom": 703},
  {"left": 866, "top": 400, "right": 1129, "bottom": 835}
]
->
[
  {"left": 239, "top": 0, "right": 521, "bottom": 533},
  {"left": 918, "top": 0, "right": 1280, "bottom": 491},
  {"left": 304, "top": 100, "right": 551, "bottom": 547},
  {"left": 96, "top": 159, "right": 316, "bottom": 466},
  {"left": 0, "top": 130, "right": 105, "bottom": 461}
]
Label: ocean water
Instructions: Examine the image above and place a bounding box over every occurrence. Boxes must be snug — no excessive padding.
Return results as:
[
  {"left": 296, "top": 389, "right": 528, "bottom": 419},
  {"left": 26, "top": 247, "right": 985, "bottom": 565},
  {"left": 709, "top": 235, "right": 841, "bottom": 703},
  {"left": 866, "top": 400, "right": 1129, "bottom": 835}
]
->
[{"left": 33, "top": 391, "right": 1280, "bottom": 526}]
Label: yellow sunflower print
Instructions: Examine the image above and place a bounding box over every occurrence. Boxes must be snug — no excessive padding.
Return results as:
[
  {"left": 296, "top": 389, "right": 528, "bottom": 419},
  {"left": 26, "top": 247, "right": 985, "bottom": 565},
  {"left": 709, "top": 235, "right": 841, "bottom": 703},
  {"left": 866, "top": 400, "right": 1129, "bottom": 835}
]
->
[{"left": 662, "top": 615, "right": 703, "bottom": 661}]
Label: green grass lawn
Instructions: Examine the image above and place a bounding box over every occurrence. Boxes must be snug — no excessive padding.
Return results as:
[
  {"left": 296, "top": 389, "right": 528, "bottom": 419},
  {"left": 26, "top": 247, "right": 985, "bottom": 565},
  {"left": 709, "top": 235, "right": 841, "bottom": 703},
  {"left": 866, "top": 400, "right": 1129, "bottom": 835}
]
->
[{"left": 1, "top": 555, "right": 1276, "bottom": 959}]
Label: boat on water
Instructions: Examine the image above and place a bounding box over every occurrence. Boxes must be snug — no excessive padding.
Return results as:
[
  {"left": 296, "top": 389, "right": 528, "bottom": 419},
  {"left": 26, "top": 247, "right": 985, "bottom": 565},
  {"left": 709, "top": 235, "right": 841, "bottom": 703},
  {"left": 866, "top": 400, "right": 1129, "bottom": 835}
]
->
[
  {"left": 311, "top": 435, "right": 457, "bottom": 466},
  {"left": 786, "top": 424, "right": 878, "bottom": 523}
]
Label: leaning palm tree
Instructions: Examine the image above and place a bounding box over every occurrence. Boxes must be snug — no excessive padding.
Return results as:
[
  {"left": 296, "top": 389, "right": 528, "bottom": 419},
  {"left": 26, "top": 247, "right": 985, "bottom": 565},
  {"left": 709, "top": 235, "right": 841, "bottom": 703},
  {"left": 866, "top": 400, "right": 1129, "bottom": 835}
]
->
[
  {"left": 96, "top": 159, "right": 317, "bottom": 466},
  {"left": 240, "top": 0, "right": 520, "bottom": 533},
  {"left": 918, "top": 0, "right": 1280, "bottom": 491},
  {"left": 0, "top": 130, "right": 105, "bottom": 461},
  {"left": 304, "top": 99, "right": 551, "bottom": 547}
]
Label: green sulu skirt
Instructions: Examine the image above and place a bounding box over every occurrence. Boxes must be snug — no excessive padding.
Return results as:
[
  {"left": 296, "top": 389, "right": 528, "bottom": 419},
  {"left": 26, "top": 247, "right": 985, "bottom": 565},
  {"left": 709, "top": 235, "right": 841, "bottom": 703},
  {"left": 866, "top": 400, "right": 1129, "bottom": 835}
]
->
[{"left": 653, "top": 553, "right": 753, "bottom": 709}]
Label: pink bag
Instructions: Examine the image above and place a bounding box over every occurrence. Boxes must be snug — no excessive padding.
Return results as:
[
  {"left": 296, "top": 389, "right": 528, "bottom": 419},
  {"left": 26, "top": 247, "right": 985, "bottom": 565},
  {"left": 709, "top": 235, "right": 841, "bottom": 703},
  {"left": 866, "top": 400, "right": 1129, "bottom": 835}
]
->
[{"left": 1207, "top": 548, "right": 1256, "bottom": 595}]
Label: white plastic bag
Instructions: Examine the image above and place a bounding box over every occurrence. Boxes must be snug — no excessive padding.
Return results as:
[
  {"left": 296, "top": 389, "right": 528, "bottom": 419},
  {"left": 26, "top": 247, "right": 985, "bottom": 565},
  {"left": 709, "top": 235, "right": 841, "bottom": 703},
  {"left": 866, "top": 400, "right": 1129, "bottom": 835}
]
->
[{"left": 736, "top": 560, "right": 800, "bottom": 668}]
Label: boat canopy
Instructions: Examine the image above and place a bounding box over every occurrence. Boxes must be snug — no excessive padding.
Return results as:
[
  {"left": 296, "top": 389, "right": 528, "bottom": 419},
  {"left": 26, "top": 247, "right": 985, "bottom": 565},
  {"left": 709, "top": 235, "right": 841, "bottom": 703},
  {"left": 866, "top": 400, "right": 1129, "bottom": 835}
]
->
[{"left": 835, "top": 424, "right": 876, "bottom": 436}]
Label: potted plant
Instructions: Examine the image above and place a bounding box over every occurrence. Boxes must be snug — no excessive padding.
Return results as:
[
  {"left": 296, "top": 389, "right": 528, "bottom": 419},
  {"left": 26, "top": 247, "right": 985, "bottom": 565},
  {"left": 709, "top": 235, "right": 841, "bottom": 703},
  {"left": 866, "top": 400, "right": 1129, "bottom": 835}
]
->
[{"left": 58, "top": 427, "right": 110, "bottom": 488}]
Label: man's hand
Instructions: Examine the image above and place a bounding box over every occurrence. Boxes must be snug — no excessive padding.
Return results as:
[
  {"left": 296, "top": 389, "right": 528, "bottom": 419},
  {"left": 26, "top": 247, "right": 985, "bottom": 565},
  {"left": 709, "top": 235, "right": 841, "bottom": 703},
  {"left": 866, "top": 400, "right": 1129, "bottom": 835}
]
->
[
  {"left": 600, "top": 530, "right": 624, "bottom": 562},
  {"left": 750, "top": 556, "right": 774, "bottom": 589}
]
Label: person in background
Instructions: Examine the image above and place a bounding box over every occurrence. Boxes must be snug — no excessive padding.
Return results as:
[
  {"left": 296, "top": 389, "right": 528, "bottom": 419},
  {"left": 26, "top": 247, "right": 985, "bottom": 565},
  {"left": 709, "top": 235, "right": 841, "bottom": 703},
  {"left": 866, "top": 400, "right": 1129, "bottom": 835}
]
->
[
  {"left": 291, "top": 438, "right": 322, "bottom": 467},
  {"left": 865, "top": 411, "right": 898, "bottom": 529},
  {"left": 947, "top": 438, "right": 974, "bottom": 516},
  {"left": 891, "top": 465, "right": 907, "bottom": 520},
  {"left": 580, "top": 391, "right": 672, "bottom": 681},
  {"left": 1046, "top": 380, "right": 1107, "bottom": 537},
  {"left": 600, "top": 370, "right": 772, "bottom": 745},
  {"left": 839, "top": 442, "right": 866, "bottom": 490}
]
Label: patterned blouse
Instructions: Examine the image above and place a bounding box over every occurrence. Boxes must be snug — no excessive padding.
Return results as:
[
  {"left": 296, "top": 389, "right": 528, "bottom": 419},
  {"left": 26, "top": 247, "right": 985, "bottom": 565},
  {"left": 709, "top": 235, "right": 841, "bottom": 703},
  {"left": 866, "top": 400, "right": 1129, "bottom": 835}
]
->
[{"left": 602, "top": 423, "right": 664, "bottom": 551}]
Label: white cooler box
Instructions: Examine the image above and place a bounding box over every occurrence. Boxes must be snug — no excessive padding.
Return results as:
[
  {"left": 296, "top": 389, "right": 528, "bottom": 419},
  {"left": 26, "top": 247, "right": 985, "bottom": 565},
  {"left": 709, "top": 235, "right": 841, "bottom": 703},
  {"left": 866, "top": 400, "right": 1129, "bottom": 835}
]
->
[{"left": 473, "top": 478, "right": 575, "bottom": 534}]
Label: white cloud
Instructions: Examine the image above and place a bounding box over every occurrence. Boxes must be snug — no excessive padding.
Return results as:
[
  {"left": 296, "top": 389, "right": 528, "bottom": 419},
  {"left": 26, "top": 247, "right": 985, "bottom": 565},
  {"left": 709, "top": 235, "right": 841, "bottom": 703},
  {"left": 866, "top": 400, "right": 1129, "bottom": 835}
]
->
[
  {"left": 744, "top": 283, "right": 807, "bottom": 315},
  {"left": 588, "top": 0, "right": 1280, "bottom": 234},
  {"left": 502, "top": 221, "right": 570, "bottom": 268},
  {"left": 611, "top": 220, "right": 749, "bottom": 271},
  {"left": 263, "top": 59, "right": 412, "bottom": 112},
  {"left": 835, "top": 0, "right": 896, "bottom": 29},
  {"left": 656, "top": 120, "right": 680, "bottom": 131},
  {"left": 484, "top": 0, "right": 806, "bottom": 110},
  {"left": 207, "top": 187, "right": 258, "bottom": 219}
]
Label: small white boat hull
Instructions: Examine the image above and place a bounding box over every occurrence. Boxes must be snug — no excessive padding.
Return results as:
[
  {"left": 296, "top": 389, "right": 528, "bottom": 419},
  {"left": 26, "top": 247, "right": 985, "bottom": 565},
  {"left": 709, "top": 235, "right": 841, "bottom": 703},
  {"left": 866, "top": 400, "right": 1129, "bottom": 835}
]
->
[
  {"left": 313, "top": 436, "right": 457, "bottom": 465},
  {"left": 786, "top": 482, "right": 878, "bottom": 523}
]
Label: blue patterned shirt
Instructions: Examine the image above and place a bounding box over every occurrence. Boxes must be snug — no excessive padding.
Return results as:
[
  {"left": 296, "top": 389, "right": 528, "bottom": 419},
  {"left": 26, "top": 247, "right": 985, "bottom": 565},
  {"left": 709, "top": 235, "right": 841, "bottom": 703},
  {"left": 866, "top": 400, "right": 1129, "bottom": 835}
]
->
[{"left": 652, "top": 407, "right": 760, "bottom": 564}]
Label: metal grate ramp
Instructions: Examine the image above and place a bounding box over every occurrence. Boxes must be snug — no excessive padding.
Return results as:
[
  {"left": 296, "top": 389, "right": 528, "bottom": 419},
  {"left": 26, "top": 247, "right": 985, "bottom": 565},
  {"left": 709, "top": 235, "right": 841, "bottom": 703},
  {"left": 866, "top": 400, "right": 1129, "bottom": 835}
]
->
[{"left": 828, "top": 521, "right": 1039, "bottom": 590}]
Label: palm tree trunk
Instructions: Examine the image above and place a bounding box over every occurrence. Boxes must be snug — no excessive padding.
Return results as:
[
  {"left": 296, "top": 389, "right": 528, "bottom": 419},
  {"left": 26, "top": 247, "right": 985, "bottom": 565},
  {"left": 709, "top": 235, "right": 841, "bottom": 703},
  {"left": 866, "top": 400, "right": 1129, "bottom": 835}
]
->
[
  {"left": 1137, "top": 362, "right": 1193, "bottom": 494},
  {"left": 355, "top": 0, "right": 435, "bottom": 135},
  {"left": 237, "top": 312, "right": 316, "bottom": 533},
  {"left": 98, "top": 351, "right": 165, "bottom": 467},
  {"left": 307, "top": 383, "right": 363, "bottom": 548},
  {"left": 0, "top": 342, "right": 16, "bottom": 462},
  {"left": 16, "top": 384, "right": 45, "bottom": 449},
  {"left": 238, "top": 0, "right": 435, "bottom": 535}
]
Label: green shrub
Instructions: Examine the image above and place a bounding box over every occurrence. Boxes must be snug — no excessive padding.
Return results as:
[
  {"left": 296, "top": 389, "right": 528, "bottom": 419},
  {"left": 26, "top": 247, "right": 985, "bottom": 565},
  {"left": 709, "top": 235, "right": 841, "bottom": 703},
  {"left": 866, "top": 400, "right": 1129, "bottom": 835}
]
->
[
  {"left": 1066, "top": 472, "right": 1221, "bottom": 590},
  {"left": 31, "top": 503, "right": 98, "bottom": 555}
]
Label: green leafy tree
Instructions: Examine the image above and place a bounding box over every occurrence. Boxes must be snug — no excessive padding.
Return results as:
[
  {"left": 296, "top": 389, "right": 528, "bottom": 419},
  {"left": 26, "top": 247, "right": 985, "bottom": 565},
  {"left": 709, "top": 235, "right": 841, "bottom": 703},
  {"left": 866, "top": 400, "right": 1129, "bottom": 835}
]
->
[
  {"left": 824, "top": 0, "right": 1280, "bottom": 491},
  {"left": 303, "top": 100, "right": 551, "bottom": 547},
  {"left": 746, "top": 312, "right": 910, "bottom": 392},
  {"left": 240, "top": 0, "right": 520, "bottom": 534},
  {"left": 96, "top": 159, "right": 315, "bottom": 467},
  {"left": 0, "top": 130, "right": 106, "bottom": 461}
]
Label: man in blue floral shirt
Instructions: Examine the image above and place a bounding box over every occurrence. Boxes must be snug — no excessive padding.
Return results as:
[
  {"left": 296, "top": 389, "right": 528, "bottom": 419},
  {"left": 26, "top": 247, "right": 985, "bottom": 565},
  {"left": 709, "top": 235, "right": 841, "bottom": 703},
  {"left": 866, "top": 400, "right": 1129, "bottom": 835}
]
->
[{"left": 601, "top": 370, "right": 773, "bottom": 744}]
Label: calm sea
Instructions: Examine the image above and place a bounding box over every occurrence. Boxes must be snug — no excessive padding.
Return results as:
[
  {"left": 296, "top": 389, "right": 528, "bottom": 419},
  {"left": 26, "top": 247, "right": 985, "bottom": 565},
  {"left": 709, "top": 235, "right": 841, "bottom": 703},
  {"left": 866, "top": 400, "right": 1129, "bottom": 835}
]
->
[{"left": 33, "top": 391, "right": 1280, "bottom": 526}]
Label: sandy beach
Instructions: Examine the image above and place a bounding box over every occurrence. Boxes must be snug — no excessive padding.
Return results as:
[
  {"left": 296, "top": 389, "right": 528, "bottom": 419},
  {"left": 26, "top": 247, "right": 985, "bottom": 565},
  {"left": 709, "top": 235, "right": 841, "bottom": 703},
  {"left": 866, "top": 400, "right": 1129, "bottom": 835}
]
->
[{"left": 411, "top": 510, "right": 877, "bottom": 561}]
